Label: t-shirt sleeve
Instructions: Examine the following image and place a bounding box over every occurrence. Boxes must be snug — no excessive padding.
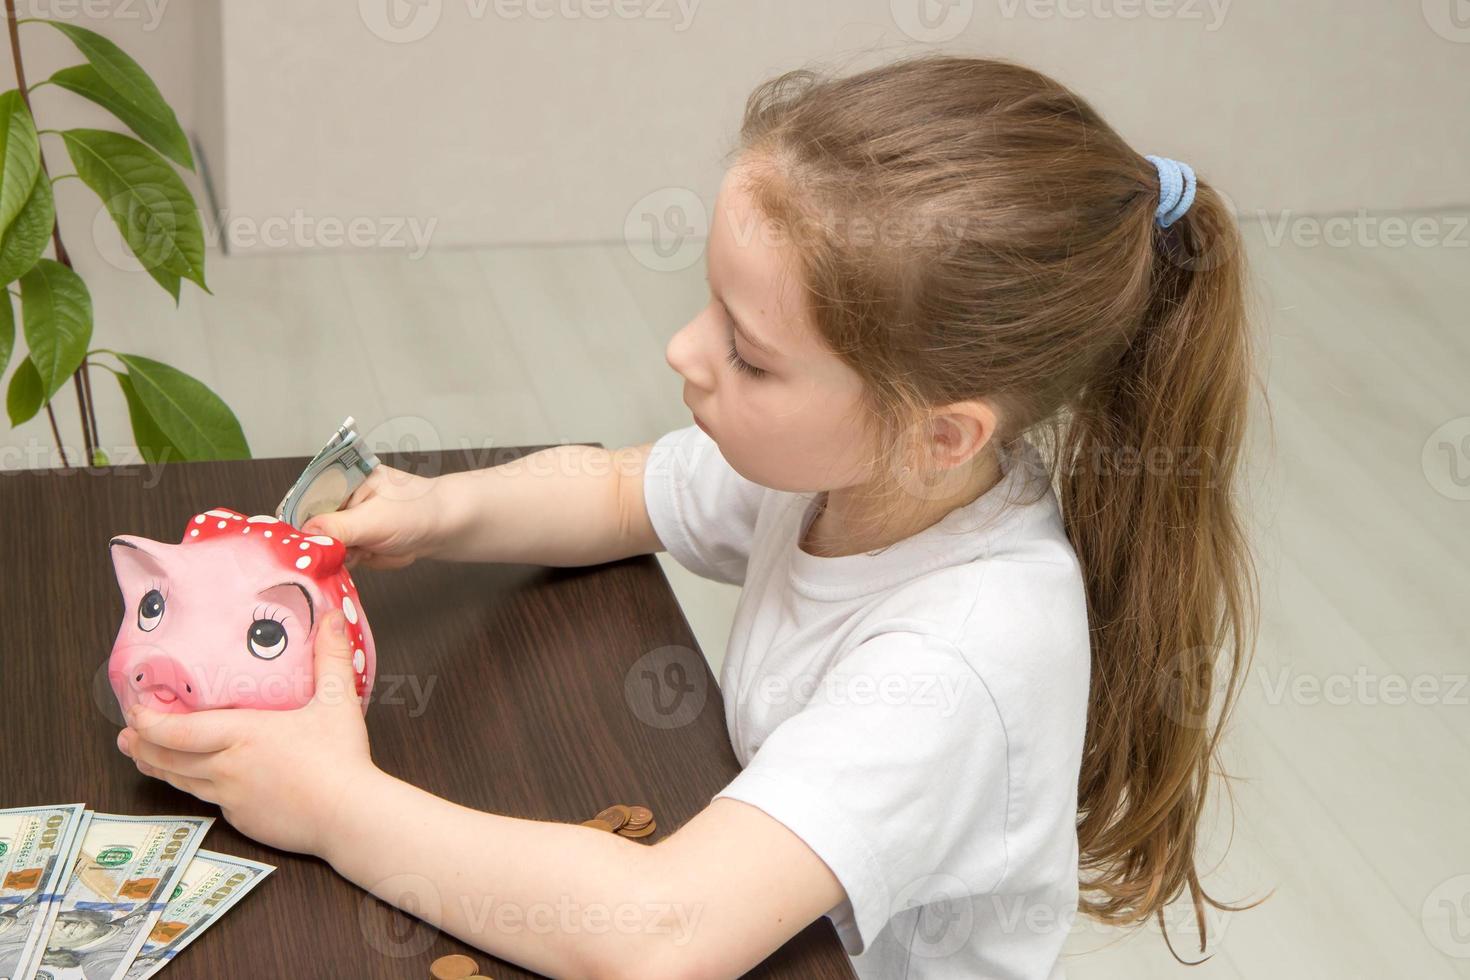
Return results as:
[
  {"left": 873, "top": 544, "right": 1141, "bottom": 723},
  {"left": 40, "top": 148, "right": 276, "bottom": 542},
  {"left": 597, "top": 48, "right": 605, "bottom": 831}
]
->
[
  {"left": 713, "top": 630, "right": 1012, "bottom": 953},
  {"left": 642, "top": 423, "right": 767, "bottom": 586}
]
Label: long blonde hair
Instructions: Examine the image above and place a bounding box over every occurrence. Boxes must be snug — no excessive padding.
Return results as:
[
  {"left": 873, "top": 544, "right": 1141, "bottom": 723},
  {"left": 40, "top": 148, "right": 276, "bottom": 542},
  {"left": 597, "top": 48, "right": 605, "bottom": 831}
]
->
[{"left": 734, "top": 53, "right": 1267, "bottom": 958}]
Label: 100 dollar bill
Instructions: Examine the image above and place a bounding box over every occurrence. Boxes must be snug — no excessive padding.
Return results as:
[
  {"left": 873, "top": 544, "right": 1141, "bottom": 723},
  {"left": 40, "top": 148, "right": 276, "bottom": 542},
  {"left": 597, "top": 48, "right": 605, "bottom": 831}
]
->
[
  {"left": 32, "top": 814, "right": 212, "bottom": 980},
  {"left": 0, "top": 804, "right": 90, "bottom": 980},
  {"left": 122, "top": 850, "right": 273, "bottom": 980},
  {"left": 275, "top": 416, "right": 380, "bottom": 529}
]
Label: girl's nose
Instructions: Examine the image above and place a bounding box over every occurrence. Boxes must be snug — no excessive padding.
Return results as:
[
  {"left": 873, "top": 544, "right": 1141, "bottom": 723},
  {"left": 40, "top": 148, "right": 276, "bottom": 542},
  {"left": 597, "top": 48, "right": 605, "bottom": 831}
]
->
[{"left": 665, "top": 319, "right": 714, "bottom": 391}]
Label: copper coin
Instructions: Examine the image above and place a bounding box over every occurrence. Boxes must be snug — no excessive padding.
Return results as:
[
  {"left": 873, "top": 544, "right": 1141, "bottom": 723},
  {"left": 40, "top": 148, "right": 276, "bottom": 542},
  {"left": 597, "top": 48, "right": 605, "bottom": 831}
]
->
[
  {"left": 595, "top": 805, "right": 630, "bottom": 831},
  {"left": 580, "top": 818, "right": 615, "bottom": 833},
  {"left": 623, "top": 806, "right": 653, "bottom": 830},
  {"left": 618, "top": 820, "right": 656, "bottom": 839},
  {"left": 430, "top": 953, "right": 480, "bottom": 980}
]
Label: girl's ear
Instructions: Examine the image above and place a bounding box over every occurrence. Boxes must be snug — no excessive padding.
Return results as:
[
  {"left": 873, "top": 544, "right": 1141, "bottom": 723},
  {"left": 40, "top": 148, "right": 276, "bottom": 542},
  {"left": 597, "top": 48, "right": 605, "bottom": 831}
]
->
[
  {"left": 109, "top": 536, "right": 174, "bottom": 597},
  {"left": 932, "top": 400, "right": 999, "bottom": 467}
]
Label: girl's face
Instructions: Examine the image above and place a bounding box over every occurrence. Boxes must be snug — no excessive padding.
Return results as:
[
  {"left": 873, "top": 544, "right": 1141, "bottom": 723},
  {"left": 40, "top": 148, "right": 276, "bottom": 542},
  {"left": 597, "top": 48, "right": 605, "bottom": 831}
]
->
[{"left": 665, "top": 160, "right": 877, "bottom": 494}]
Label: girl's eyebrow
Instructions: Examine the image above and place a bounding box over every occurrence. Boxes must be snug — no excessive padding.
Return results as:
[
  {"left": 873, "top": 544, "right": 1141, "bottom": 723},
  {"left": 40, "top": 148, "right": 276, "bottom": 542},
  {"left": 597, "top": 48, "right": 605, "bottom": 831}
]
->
[
  {"left": 706, "top": 270, "right": 780, "bottom": 356},
  {"left": 732, "top": 314, "right": 777, "bottom": 357}
]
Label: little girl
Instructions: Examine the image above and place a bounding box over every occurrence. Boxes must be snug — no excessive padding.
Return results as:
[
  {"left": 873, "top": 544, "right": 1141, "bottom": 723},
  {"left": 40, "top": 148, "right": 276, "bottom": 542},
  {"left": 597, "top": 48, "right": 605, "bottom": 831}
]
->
[{"left": 116, "top": 54, "right": 1261, "bottom": 979}]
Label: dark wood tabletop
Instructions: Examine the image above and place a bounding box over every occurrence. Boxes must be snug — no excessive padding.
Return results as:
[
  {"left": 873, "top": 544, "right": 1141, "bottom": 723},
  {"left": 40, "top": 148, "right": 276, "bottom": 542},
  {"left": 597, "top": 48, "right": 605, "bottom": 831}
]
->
[{"left": 0, "top": 446, "right": 855, "bottom": 980}]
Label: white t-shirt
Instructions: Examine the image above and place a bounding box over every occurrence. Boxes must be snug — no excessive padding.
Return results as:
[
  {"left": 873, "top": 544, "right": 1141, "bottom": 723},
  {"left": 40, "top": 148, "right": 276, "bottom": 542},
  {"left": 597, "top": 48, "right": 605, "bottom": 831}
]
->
[{"left": 643, "top": 424, "right": 1092, "bottom": 980}]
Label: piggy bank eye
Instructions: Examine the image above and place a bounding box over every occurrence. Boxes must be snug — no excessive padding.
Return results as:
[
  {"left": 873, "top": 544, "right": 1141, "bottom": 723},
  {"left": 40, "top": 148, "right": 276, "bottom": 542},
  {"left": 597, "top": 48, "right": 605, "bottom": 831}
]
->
[
  {"left": 137, "top": 589, "right": 165, "bottom": 632},
  {"left": 247, "top": 620, "right": 288, "bottom": 660}
]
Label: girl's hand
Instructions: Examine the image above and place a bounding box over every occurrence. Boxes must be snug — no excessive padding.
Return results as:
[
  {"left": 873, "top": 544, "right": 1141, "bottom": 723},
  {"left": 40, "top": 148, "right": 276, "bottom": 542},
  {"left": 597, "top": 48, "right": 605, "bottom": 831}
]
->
[
  {"left": 302, "top": 463, "right": 440, "bottom": 570},
  {"left": 115, "top": 609, "right": 379, "bottom": 858}
]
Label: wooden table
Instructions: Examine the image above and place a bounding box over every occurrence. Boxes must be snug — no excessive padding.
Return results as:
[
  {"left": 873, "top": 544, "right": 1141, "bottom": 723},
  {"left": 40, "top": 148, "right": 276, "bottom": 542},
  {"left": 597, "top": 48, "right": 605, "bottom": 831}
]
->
[{"left": 0, "top": 447, "right": 855, "bottom": 979}]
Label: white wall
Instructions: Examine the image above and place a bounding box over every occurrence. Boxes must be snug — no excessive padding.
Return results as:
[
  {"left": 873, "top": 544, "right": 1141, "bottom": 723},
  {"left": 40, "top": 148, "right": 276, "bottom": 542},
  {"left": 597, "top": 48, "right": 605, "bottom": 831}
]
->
[
  {"left": 4, "top": 1, "right": 1469, "bottom": 253},
  {"left": 195, "top": 0, "right": 1470, "bottom": 253}
]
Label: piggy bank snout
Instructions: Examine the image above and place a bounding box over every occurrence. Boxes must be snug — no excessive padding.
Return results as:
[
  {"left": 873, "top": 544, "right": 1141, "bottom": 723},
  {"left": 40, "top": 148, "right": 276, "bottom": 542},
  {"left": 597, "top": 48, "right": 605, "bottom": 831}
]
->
[{"left": 111, "top": 647, "right": 205, "bottom": 713}]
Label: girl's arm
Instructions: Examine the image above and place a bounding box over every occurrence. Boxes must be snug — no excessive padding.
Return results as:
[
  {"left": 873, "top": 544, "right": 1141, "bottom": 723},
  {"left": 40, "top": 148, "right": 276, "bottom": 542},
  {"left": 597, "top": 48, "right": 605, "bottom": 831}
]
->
[
  {"left": 323, "top": 779, "right": 844, "bottom": 979},
  {"left": 116, "top": 611, "right": 846, "bottom": 980},
  {"left": 428, "top": 442, "right": 663, "bottom": 567}
]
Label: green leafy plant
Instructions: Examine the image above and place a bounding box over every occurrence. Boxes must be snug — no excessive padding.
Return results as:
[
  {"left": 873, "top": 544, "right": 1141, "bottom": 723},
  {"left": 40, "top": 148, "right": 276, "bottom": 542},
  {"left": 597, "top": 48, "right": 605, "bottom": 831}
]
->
[{"left": 0, "top": 7, "right": 248, "bottom": 466}]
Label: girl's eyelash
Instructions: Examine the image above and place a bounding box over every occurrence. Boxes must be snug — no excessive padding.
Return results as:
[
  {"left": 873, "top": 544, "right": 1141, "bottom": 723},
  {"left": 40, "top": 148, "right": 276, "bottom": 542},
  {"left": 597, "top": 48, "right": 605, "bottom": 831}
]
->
[
  {"left": 710, "top": 290, "right": 767, "bottom": 379},
  {"left": 726, "top": 339, "right": 767, "bottom": 378}
]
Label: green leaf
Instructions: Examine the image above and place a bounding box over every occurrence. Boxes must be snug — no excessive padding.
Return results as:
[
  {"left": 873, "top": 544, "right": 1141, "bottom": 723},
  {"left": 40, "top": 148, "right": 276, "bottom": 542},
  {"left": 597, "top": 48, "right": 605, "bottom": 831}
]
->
[
  {"left": 20, "top": 258, "right": 92, "bottom": 401},
  {"left": 143, "top": 259, "right": 180, "bottom": 303},
  {"left": 93, "top": 446, "right": 110, "bottom": 466},
  {"left": 115, "top": 369, "right": 180, "bottom": 464},
  {"left": 37, "top": 22, "right": 193, "bottom": 172},
  {"left": 61, "top": 129, "right": 207, "bottom": 295},
  {"left": 6, "top": 354, "right": 42, "bottom": 425},
  {"left": 116, "top": 353, "right": 248, "bottom": 461},
  {"left": 48, "top": 64, "right": 194, "bottom": 171},
  {"left": 0, "top": 171, "right": 53, "bottom": 287},
  {"left": 0, "top": 91, "right": 41, "bottom": 241},
  {"left": 0, "top": 289, "right": 11, "bottom": 378}
]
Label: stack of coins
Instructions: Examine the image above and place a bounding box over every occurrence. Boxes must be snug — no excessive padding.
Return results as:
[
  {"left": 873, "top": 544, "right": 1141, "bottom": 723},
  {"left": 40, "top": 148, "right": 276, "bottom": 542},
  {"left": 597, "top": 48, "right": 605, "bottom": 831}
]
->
[
  {"left": 430, "top": 952, "right": 491, "bottom": 979},
  {"left": 580, "top": 804, "right": 657, "bottom": 840}
]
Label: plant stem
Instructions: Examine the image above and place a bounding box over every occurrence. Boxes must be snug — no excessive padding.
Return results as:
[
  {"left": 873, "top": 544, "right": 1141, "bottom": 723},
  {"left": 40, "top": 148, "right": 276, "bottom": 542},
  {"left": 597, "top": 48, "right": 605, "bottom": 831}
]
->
[
  {"left": 43, "top": 401, "right": 67, "bottom": 466},
  {"left": 5, "top": 0, "right": 95, "bottom": 467}
]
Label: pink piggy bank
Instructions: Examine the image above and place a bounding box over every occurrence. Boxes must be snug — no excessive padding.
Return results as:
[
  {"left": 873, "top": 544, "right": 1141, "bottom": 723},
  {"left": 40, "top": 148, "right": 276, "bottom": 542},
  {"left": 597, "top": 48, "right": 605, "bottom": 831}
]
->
[{"left": 108, "top": 507, "right": 376, "bottom": 716}]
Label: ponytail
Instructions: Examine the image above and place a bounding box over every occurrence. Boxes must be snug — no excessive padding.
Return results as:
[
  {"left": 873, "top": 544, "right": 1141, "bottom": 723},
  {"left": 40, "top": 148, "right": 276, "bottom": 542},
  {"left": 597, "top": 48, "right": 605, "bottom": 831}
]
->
[{"left": 1059, "top": 180, "right": 1271, "bottom": 958}]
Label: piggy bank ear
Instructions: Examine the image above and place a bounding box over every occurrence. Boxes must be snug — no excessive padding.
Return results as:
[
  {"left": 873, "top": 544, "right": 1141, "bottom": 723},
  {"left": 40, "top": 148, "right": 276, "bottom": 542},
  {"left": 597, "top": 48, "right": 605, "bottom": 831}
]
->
[
  {"left": 109, "top": 536, "right": 173, "bottom": 596},
  {"left": 300, "top": 535, "right": 345, "bottom": 577}
]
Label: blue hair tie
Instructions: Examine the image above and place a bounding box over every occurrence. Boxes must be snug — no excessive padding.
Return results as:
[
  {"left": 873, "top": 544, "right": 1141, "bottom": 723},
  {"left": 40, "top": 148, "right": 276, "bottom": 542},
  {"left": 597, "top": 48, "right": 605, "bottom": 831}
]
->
[{"left": 1145, "top": 154, "right": 1196, "bottom": 229}]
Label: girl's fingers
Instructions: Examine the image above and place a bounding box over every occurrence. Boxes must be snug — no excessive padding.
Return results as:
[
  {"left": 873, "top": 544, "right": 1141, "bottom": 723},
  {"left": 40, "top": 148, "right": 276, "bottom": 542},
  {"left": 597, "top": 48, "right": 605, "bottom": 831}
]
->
[
  {"left": 122, "top": 729, "right": 219, "bottom": 779},
  {"left": 134, "top": 759, "right": 221, "bottom": 804},
  {"left": 127, "top": 706, "right": 251, "bottom": 753}
]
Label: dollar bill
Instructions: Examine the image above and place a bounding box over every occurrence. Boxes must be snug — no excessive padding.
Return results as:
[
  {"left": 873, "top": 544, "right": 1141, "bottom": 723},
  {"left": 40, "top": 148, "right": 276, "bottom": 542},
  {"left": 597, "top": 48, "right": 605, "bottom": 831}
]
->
[
  {"left": 18, "top": 811, "right": 91, "bottom": 980},
  {"left": 31, "top": 814, "right": 212, "bottom": 980},
  {"left": 121, "top": 851, "right": 273, "bottom": 980},
  {"left": 275, "top": 416, "right": 380, "bottom": 529},
  {"left": 0, "top": 804, "right": 90, "bottom": 980}
]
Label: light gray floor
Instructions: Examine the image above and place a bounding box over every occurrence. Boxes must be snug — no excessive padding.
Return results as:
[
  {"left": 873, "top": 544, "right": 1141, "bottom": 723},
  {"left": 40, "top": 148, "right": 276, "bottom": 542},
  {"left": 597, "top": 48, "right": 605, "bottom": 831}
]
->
[{"left": 8, "top": 200, "right": 1469, "bottom": 977}]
